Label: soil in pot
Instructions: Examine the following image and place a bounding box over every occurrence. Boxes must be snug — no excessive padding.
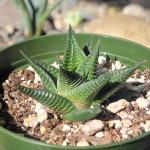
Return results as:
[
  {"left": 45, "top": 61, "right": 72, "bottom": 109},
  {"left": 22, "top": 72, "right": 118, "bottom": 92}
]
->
[{"left": 1, "top": 56, "right": 150, "bottom": 147}]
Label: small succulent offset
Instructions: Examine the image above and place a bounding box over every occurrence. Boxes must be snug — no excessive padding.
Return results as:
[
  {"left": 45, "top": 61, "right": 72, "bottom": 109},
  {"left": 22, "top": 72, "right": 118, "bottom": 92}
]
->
[{"left": 17, "top": 26, "right": 143, "bottom": 122}]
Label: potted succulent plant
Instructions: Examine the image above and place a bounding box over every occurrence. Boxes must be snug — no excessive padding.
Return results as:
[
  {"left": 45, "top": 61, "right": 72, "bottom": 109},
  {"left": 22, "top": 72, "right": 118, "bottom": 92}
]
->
[{"left": 0, "top": 26, "right": 150, "bottom": 150}]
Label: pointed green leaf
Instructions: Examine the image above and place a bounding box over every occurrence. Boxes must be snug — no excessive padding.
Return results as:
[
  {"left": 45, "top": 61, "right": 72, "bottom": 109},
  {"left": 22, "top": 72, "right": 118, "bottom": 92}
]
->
[
  {"left": 67, "top": 73, "right": 110, "bottom": 108},
  {"left": 57, "top": 68, "right": 85, "bottom": 96},
  {"left": 16, "top": 84, "right": 76, "bottom": 113},
  {"left": 34, "top": 59, "right": 59, "bottom": 78},
  {"left": 109, "top": 61, "right": 145, "bottom": 83},
  {"left": 87, "top": 42, "right": 100, "bottom": 80},
  {"left": 63, "top": 105, "right": 102, "bottom": 122},
  {"left": 95, "top": 83, "right": 124, "bottom": 104},
  {"left": 20, "top": 50, "right": 56, "bottom": 92},
  {"left": 76, "top": 41, "right": 100, "bottom": 80},
  {"left": 95, "top": 61, "right": 145, "bottom": 103},
  {"left": 63, "top": 26, "right": 85, "bottom": 71}
]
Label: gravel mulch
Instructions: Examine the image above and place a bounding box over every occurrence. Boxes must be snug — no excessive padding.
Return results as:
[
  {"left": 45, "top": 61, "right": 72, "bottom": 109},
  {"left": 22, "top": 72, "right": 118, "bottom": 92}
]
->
[{"left": 1, "top": 57, "right": 150, "bottom": 146}]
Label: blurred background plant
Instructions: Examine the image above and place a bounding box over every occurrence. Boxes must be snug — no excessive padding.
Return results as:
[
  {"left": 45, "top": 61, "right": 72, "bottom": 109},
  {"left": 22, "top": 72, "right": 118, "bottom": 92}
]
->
[
  {"left": 0, "top": 0, "right": 149, "bottom": 48},
  {"left": 12, "top": 0, "right": 65, "bottom": 38}
]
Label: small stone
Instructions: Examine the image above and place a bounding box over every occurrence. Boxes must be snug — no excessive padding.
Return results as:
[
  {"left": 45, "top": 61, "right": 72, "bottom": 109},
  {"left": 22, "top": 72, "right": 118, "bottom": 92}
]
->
[
  {"left": 127, "top": 129, "right": 133, "bottom": 135},
  {"left": 120, "top": 128, "right": 127, "bottom": 135},
  {"left": 126, "top": 77, "right": 137, "bottom": 83},
  {"left": 51, "top": 62, "right": 59, "bottom": 69},
  {"left": 146, "top": 110, "right": 150, "bottom": 115},
  {"left": 107, "top": 99, "right": 129, "bottom": 113},
  {"left": 62, "top": 139, "right": 68, "bottom": 146},
  {"left": 122, "top": 133, "right": 128, "bottom": 139},
  {"left": 35, "top": 103, "right": 44, "bottom": 112},
  {"left": 5, "top": 25, "right": 14, "bottom": 34},
  {"left": 141, "top": 120, "right": 150, "bottom": 132},
  {"left": 27, "top": 66, "right": 41, "bottom": 83},
  {"left": 26, "top": 80, "right": 31, "bottom": 85},
  {"left": 122, "top": 119, "right": 132, "bottom": 128},
  {"left": 76, "top": 138, "right": 90, "bottom": 146},
  {"left": 95, "top": 132, "right": 104, "bottom": 138},
  {"left": 62, "top": 124, "right": 71, "bottom": 132},
  {"left": 115, "top": 61, "right": 122, "bottom": 70},
  {"left": 136, "top": 97, "right": 150, "bottom": 109},
  {"left": 122, "top": 4, "right": 146, "bottom": 18},
  {"left": 140, "top": 122, "right": 150, "bottom": 132},
  {"left": 117, "top": 111, "right": 128, "bottom": 119},
  {"left": 87, "top": 131, "right": 113, "bottom": 145},
  {"left": 23, "top": 115, "right": 38, "bottom": 128},
  {"left": 98, "top": 56, "right": 107, "bottom": 65},
  {"left": 146, "top": 91, "right": 150, "bottom": 98},
  {"left": 108, "top": 120, "right": 122, "bottom": 130},
  {"left": 37, "top": 109, "right": 48, "bottom": 123},
  {"left": 111, "top": 61, "right": 122, "bottom": 70},
  {"left": 81, "top": 120, "right": 104, "bottom": 136},
  {"left": 5, "top": 80, "right": 10, "bottom": 84},
  {"left": 40, "top": 126, "right": 46, "bottom": 134}
]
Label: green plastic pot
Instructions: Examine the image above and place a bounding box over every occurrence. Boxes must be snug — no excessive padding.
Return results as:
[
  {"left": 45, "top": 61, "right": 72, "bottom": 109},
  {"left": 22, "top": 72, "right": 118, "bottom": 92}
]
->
[{"left": 0, "top": 34, "right": 150, "bottom": 150}]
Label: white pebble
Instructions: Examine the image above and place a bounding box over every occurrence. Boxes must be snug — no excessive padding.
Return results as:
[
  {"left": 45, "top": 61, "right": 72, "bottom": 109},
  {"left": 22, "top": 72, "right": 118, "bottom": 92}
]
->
[
  {"left": 62, "top": 124, "right": 71, "bottom": 132},
  {"left": 76, "top": 138, "right": 90, "bottom": 146},
  {"left": 146, "top": 91, "right": 150, "bottom": 98},
  {"left": 117, "top": 111, "right": 128, "bottom": 119},
  {"left": 62, "top": 140, "right": 68, "bottom": 146},
  {"left": 115, "top": 61, "right": 122, "bottom": 70},
  {"left": 136, "top": 97, "right": 150, "bottom": 109},
  {"left": 37, "top": 109, "right": 48, "bottom": 123},
  {"left": 107, "top": 99, "right": 129, "bottom": 113},
  {"left": 122, "top": 119, "right": 132, "bottom": 128},
  {"left": 122, "top": 4, "right": 146, "bottom": 18},
  {"left": 5, "top": 80, "right": 10, "bottom": 84},
  {"left": 40, "top": 126, "right": 46, "bottom": 134},
  {"left": 23, "top": 115, "right": 38, "bottom": 128},
  {"left": 81, "top": 120, "right": 104, "bottom": 136},
  {"left": 51, "top": 62, "right": 59, "bottom": 69},
  {"left": 122, "top": 134, "right": 128, "bottom": 139},
  {"left": 140, "top": 122, "right": 150, "bottom": 132},
  {"left": 108, "top": 120, "right": 122, "bottom": 130},
  {"left": 35, "top": 103, "right": 44, "bottom": 112},
  {"left": 95, "top": 132, "right": 104, "bottom": 138},
  {"left": 98, "top": 56, "right": 107, "bottom": 65}
]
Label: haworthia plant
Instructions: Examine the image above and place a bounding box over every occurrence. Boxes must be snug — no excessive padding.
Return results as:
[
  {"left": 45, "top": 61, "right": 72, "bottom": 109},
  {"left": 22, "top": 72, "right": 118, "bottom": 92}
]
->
[{"left": 17, "top": 26, "right": 144, "bottom": 122}]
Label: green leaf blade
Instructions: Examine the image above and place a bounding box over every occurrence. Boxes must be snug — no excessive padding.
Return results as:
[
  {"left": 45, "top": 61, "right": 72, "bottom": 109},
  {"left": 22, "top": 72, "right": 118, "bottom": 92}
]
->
[
  {"left": 63, "top": 105, "right": 102, "bottom": 122},
  {"left": 67, "top": 73, "right": 110, "bottom": 108},
  {"left": 63, "top": 26, "right": 85, "bottom": 71},
  {"left": 16, "top": 84, "right": 76, "bottom": 113},
  {"left": 20, "top": 50, "right": 56, "bottom": 92},
  {"left": 57, "top": 68, "right": 85, "bottom": 96},
  {"left": 110, "top": 61, "right": 145, "bottom": 83}
]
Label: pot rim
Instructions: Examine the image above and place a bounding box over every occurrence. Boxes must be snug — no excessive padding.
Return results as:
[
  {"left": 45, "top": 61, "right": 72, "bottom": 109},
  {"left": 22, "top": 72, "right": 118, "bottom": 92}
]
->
[{"left": 0, "top": 33, "right": 150, "bottom": 149}]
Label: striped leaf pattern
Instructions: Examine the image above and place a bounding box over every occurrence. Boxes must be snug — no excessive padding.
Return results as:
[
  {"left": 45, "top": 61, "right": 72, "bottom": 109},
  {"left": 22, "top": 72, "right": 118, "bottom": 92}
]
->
[
  {"left": 17, "top": 84, "right": 76, "bottom": 113},
  {"left": 57, "top": 68, "right": 85, "bottom": 95},
  {"left": 67, "top": 73, "right": 110, "bottom": 108},
  {"left": 109, "top": 61, "right": 144, "bottom": 83},
  {"left": 63, "top": 26, "right": 85, "bottom": 71},
  {"left": 20, "top": 50, "right": 56, "bottom": 92}
]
